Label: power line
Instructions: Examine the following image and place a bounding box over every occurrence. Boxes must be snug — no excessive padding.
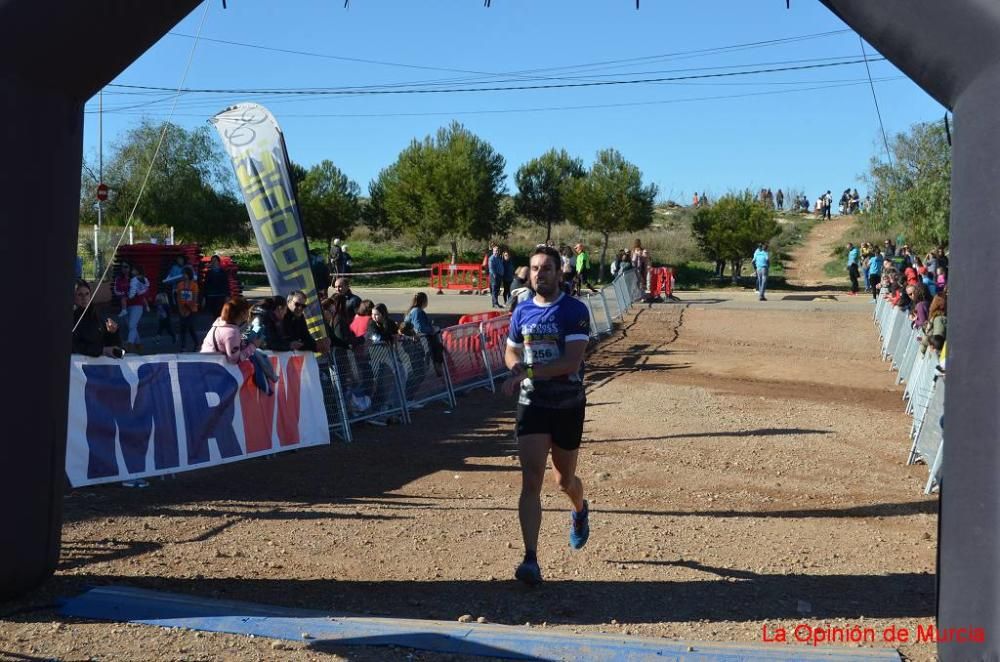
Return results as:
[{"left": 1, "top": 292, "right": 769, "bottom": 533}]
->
[
  {"left": 104, "top": 57, "right": 886, "bottom": 98},
  {"left": 88, "top": 76, "right": 905, "bottom": 120},
  {"left": 166, "top": 28, "right": 853, "bottom": 87},
  {"left": 88, "top": 53, "right": 888, "bottom": 115},
  {"left": 859, "top": 36, "right": 893, "bottom": 168}
]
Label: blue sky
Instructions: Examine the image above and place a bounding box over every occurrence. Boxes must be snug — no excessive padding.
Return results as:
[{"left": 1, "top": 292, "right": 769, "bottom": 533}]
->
[{"left": 82, "top": 0, "right": 944, "bottom": 205}]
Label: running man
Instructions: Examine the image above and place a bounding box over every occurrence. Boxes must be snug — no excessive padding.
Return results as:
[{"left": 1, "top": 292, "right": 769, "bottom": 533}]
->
[{"left": 503, "top": 245, "right": 591, "bottom": 586}]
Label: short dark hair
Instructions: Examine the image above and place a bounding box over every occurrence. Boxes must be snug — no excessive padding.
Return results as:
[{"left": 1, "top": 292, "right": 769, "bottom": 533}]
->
[
  {"left": 356, "top": 299, "right": 374, "bottom": 316},
  {"left": 75, "top": 279, "right": 91, "bottom": 292},
  {"left": 530, "top": 245, "right": 562, "bottom": 271}
]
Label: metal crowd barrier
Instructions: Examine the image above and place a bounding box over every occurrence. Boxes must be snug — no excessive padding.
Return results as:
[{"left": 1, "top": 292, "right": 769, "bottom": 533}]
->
[
  {"left": 318, "top": 270, "right": 649, "bottom": 441},
  {"left": 394, "top": 335, "right": 456, "bottom": 410},
  {"left": 441, "top": 322, "right": 495, "bottom": 394},
  {"left": 872, "top": 300, "right": 944, "bottom": 493}
]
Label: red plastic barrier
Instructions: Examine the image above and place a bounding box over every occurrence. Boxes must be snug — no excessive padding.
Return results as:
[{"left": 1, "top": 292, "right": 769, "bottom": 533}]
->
[
  {"left": 440, "top": 322, "right": 492, "bottom": 391},
  {"left": 430, "top": 263, "right": 486, "bottom": 294},
  {"left": 458, "top": 310, "right": 505, "bottom": 325},
  {"left": 114, "top": 243, "right": 203, "bottom": 304},
  {"left": 480, "top": 314, "right": 511, "bottom": 376}
]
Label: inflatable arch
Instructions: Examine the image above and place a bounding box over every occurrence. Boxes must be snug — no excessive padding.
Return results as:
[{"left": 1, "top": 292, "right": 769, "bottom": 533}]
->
[{"left": 1, "top": 2, "right": 996, "bottom": 659}]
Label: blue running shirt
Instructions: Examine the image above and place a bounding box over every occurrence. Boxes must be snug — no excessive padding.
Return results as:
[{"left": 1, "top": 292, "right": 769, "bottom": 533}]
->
[{"left": 507, "top": 293, "right": 590, "bottom": 408}]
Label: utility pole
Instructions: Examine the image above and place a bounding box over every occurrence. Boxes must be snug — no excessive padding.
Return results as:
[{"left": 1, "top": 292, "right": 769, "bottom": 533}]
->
[{"left": 96, "top": 89, "right": 103, "bottom": 278}]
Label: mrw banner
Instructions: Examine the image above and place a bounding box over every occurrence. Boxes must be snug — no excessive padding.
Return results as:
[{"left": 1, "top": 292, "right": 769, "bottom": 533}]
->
[
  {"left": 66, "top": 352, "right": 330, "bottom": 487},
  {"left": 210, "top": 103, "right": 327, "bottom": 343}
]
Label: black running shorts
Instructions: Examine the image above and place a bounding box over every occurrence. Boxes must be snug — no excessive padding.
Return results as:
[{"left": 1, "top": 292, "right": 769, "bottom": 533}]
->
[{"left": 516, "top": 403, "right": 586, "bottom": 451}]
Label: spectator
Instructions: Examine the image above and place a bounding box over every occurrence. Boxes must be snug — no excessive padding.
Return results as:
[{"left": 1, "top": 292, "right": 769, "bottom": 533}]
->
[
  {"left": 574, "top": 243, "right": 598, "bottom": 294},
  {"left": 248, "top": 296, "right": 292, "bottom": 351},
  {"left": 124, "top": 264, "right": 150, "bottom": 353},
  {"left": 610, "top": 250, "right": 627, "bottom": 278},
  {"left": 936, "top": 266, "right": 948, "bottom": 291},
  {"left": 776, "top": 189, "right": 784, "bottom": 211},
  {"left": 366, "top": 303, "right": 399, "bottom": 344},
  {"left": 909, "top": 285, "right": 930, "bottom": 329},
  {"left": 404, "top": 291, "right": 444, "bottom": 375},
  {"left": 867, "top": 247, "right": 884, "bottom": 299},
  {"left": 162, "top": 255, "right": 186, "bottom": 306},
  {"left": 883, "top": 238, "right": 896, "bottom": 258},
  {"left": 846, "top": 242, "right": 861, "bottom": 295},
  {"left": 282, "top": 290, "right": 317, "bottom": 352},
  {"left": 200, "top": 296, "right": 258, "bottom": 364},
  {"left": 153, "top": 291, "right": 176, "bottom": 346},
  {"left": 328, "top": 276, "right": 362, "bottom": 320},
  {"left": 323, "top": 293, "right": 361, "bottom": 348},
  {"left": 341, "top": 244, "right": 353, "bottom": 274},
  {"left": 692, "top": 192, "right": 699, "bottom": 207},
  {"left": 72, "top": 279, "right": 124, "bottom": 358},
  {"left": 752, "top": 243, "right": 770, "bottom": 302},
  {"left": 487, "top": 245, "right": 504, "bottom": 308},
  {"left": 350, "top": 299, "right": 375, "bottom": 339},
  {"left": 502, "top": 249, "right": 514, "bottom": 305},
  {"left": 112, "top": 260, "right": 131, "bottom": 318},
  {"left": 175, "top": 266, "right": 200, "bottom": 351},
  {"left": 74, "top": 255, "right": 83, "bottom": 280},
  {"left": 508, "top": 266, "right": 533, "bottom": 314},
  {"left": 329, "top": 238, "right": 343, "bottom": 276},
  {"left": 631, "top": 239, "right": 648, "bottom": 293},
  {"left": 559, "top": 245, "right": 576, "bottom": 296},
  {"left": 324, "top": 293, "right": 371, "bottom": 413},
  {"left": 364, "top": 303, "right": 401, "bottom": 426},
  {"left": 202, "top": 255, "right": 230, "bottom": 320},
  {"left": 310, "top": 250, "right": 330, "bottom": 297},
  {"left": 920, "top": 292, "right": 947, "bottom": 353}
]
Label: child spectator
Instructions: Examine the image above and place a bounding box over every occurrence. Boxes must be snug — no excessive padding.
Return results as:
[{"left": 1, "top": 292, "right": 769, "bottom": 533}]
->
[
  {"left": 248, "top": 296, "right": 291, "bottom": 351},
  {"left": 124, "top": 265, "right": 150, "bottom": 352},
  {"left": 350, "top": 299, "right": 374, "bottom": 339},
  {"left": 154, "top": 291, "right": 176, "bottom": 345},
  {"left": 113, "top": 260, "right": 131, "bottom": 318},
  {"left": 175, "top": 266, "right": 200, "bottom": 351}
]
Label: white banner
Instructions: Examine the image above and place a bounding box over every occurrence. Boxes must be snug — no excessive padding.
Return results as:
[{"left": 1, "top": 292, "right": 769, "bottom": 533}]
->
[{"left": 66, "top": 352, "right": 330, "bottom": 487}]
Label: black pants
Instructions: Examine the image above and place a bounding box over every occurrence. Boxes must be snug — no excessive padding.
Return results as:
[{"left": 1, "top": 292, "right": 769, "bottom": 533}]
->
[
  {"left": 848, "top": 264, "right": 860, "bottom": 293},
  {"left": 178, "top": 314, "right": 198, "bottom": 349},
  {"left": 869, "top": 274, "right": 881, "bottom": 299},
  {"left": 157, "top": 316, "right": 176, "bottom": 341}
]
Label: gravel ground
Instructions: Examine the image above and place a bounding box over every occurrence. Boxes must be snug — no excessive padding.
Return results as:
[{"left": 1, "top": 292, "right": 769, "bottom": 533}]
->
[{"left": 0, "top": 300, "right": 937, "bottom": 661}]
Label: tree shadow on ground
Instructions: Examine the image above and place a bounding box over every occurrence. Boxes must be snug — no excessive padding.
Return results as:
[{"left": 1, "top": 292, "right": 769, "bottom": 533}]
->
[
  {"left": 591, "top": 427, "right": 833, "bottom": 443},
  {"left": 62, "top": 389, "right": 520, "bottom": 527}
]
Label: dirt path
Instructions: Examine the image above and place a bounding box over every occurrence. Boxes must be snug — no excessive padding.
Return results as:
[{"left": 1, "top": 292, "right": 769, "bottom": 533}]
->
[
  {"left": 1, "top": 301, "right": 937, "bottom": 661},
  {"left": 784, "top": 215, "right": 857, "bottom": 287}
]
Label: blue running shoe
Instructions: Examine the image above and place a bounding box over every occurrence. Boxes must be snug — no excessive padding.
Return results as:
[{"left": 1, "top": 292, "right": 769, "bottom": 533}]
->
[
  {"left": 570, "top": 500, "right": 590, "bottom": 550},
  {"left": 515, "top": 559, "right": 543, "bottom": 586}
]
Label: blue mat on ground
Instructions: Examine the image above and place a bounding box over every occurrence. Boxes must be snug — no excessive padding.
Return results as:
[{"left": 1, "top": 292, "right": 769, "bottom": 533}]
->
[{"left": 60, "top": 586, "right": 901, "bottom": 662}]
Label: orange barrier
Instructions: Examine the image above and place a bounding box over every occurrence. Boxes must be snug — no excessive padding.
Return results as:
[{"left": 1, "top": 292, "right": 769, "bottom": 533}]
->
[
  {"left": 649, "top": 267, "right": 675, "bottom": 299},
  {"left": 430, "top": 263, "right": 486, "bottom": 294},
  {"left": 458, "top": 310, "right": 505, "bottom": 325}
]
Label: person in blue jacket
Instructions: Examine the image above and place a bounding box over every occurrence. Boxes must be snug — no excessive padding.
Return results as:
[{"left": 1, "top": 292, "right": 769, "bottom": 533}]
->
[
  {"left": 752, "top": 243, "right": 770, "bottom": 301},
  {"left": 487, "top": 244, "right": 505, "bottom": 309}
]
